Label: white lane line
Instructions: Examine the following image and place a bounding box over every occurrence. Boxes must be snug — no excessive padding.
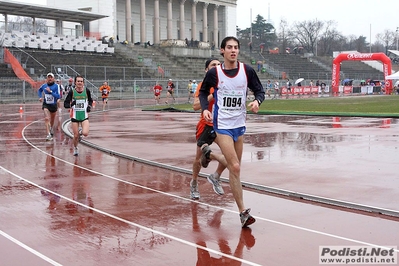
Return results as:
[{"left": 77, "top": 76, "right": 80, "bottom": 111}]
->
[
  {"left": 17, "top": 118, "right": 399, "bottom": 256},
  {"left": 0, "top": 229, "right": 63, "bottom": 266},
  {"left": 0, "top": 166, "right": 261, "bottom": 266}
]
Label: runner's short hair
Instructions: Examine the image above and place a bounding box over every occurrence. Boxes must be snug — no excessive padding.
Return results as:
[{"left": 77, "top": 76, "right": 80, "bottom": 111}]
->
[{"left": 205, "top": 58, "right": 219, "bottom": 69}]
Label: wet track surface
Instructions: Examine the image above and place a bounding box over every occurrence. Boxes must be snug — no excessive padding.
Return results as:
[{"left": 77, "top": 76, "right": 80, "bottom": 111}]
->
[{"left": 0, "top": 102, "right": 398, "bottom": 265}]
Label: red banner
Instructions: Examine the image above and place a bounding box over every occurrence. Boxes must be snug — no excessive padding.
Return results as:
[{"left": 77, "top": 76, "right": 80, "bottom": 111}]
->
[{"left": 3, "top": 48, "right": 43, "bottom": 89}]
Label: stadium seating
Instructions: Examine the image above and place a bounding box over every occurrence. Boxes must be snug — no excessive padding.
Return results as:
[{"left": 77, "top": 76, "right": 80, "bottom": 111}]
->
[{"left": 1, "top": 30, "right": 115, "bottom": 54}]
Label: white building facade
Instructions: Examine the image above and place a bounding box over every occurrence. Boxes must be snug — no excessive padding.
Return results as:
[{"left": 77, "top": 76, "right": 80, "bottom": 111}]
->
[{"left": 47, "top": 0, "right": 237, "bottom": 46}]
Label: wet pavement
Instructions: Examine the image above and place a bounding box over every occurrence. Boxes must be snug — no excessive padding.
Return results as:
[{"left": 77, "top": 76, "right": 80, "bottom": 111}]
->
[{"left": 0, "top": 102, "right": 398, "bottom": 265}]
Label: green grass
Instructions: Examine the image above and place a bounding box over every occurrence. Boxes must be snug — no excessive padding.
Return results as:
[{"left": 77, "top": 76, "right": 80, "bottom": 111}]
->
[{"left": 145, "top": 95, "right": 399, "bottom": 117}]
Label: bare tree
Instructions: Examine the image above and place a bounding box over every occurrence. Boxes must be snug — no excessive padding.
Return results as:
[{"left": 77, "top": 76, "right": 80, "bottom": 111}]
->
[
  {"left": 277, "top": 19, "right": 290, "bottom": 53},
  {"left": 291, "top": 19, "right": 324, "bottom": 54},
  {"left": 376, "top": 30, "right": 396, "bottom": 54},
  {"left": 317, "top": 20, "right": 343, "bottom": 56},
  {"left": 239, "top": 15, "right": 392, "bottom": 57}
]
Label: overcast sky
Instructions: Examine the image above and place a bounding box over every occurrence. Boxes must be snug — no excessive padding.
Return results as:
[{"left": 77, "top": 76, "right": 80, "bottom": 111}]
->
[
  {"left": 15, "top": 0, "right": 399, "bottom": 42},
  {"left": 237, "top": 0, "right": 399, "bottom": 42}
]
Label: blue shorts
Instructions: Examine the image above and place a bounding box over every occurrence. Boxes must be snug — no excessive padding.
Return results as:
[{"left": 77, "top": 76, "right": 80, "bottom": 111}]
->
[{"left": 215, "top": 126, "right": 246, "bottom": 142}]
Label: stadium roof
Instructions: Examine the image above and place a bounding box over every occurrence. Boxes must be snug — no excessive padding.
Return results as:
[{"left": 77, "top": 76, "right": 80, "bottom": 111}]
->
[
  {"left": 0, "top": 0, "right": 107, "bottom": 24},
  {"left": 388, "top": 50, "right": 399, "bottom": 57}
]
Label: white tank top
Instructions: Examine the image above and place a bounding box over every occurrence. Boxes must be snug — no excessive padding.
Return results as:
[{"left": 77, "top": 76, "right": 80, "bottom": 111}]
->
[{"left": 214, "top": 62, "right": 248, "bottom": 130}]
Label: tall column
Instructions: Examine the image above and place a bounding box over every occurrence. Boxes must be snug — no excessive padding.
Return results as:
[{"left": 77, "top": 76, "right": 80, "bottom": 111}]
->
[
  {"left": 167, "top": 0, "right": 173, "bottom": 39},
  {"left": 179, "top": 0, "right": 186, "bottom": 40},
  {"left": 55, "top": 19, "right": 63, "bottom": 35},
  {"left": 154, "top": 0, "right": 160, "bottom": 44},
  {"left": 32, "top": 17, "right": 37, "bottom": 35},
  {"left": 191, "top": 1, "right": 197, "bottom": 41},
  {"left": 140, "top": 0, "right": 146, "bottom": 43},
  {"left": 80, "top": 23, "right": 84, "bottom": 37},
  {"left": 4, "top": 14, "right": 8, "bottom": 32},
  {"left": 213, "top": 5, "right": 219, "bottom": 48},
  {"left": 125, "top": 0, "right": 132, "bottom": 42},
  {"left": 202, "top": 3, "right": 208, "bottom": 42}
]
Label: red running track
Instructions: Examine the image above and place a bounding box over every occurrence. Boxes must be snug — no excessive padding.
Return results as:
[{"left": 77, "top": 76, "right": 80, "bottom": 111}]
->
[{"left": 0, "top": 102, "right": 398, "bottom": 266}]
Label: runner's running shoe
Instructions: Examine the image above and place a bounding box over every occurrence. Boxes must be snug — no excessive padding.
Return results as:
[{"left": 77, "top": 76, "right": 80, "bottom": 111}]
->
[
  {"left": 73, "top": 147, "right": 79, "bottom": 156},
  {"left": 207, "top": 174, "right": 224, "bottom": 195},
  {"left": 46, "top": 133, "right": 53, "bottom": 141},
  {"left": 190, "top": 180, "right": 200, "bottom": 200},
  {"left": 240, "top": 208, "right": 256, "bottom": 228},
  {"left": 200, "top": 144, "right": 212, "bottom": 168}
]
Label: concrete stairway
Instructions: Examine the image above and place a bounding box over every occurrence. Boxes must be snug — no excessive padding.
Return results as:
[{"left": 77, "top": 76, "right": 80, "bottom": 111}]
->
[
  {"left": 4, "top": 47, "right": 152, "bottom": 80},
  {"left": 115, "top": 43, "right": 215, "bottom": 81}
]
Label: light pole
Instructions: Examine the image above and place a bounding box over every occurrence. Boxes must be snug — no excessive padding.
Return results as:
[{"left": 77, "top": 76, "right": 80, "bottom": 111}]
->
[
  {"left": 396, "top": 27, "right": 398, "bottom": 51},
  {"left": 250, "top": 8, "right": 252, "bottom": 45}
]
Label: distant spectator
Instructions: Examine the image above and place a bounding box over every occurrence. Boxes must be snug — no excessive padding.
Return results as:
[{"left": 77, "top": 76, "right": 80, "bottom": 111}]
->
[
  {"left": 153, "top": 83, "right": 163, "bottom": 105},
  {"left": 108, "top": 37, "right": 114, "bottom": 47},
  {"left": 309, "top": 80, "right": 314, "bottom": 87},
  {"left": 191, "top": 80, "right": 198, "bottom": 94},
  {"left": 286, "top": 78, "right": 292, "bottom": 92},
  {"left": 99, "top": 81, "right": 111, "bottom": 111},
  {"left": 273, "top": 80, "right": 279, "bottom": 99},
  {"left": 185, "top": 38, "right": 189, "bottom": 46},
  {"left": 380, "top": 81, "right": 386, "bottom": 95},
  {"left": 187, "top": 80, "right": 193, "bottom": 103},
  {"left": 257, "top": 60, "right": 263, "bottom": 72},
  {"left": 265, "top": 80, "right": 273, "bottom": 97},
  {"left": 316, "top": 80, "right": 320, "bottom": 86},
  {"left": 64, "top": 78, "right": 74, "bottom": 96},
  {"left": 249, "top": 42, "right": 253, "bottom": 53},
  {"left": 165, "top": 79, "right": 175, "bottom": 104},
  {"left": 320, "top": 81, "right": 326, "bottom": 94}
]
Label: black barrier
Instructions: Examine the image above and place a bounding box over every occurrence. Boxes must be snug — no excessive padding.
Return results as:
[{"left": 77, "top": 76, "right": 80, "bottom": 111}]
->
[
  {"left": 352, "top": 86, "right": 361, "bottom": 93},
  {"left": 373, "top": 86, "right": 381, "bottom": 93}
]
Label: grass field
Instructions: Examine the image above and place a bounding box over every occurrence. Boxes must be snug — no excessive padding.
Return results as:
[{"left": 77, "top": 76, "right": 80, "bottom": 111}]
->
[{"left": 154, "top": 95, "right": 399, "bottom": 117}]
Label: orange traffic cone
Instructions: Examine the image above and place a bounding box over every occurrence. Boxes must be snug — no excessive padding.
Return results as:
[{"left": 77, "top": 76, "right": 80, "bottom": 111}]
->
[{"left": 19, "top": 106, "right": 23, "bottom": 114}]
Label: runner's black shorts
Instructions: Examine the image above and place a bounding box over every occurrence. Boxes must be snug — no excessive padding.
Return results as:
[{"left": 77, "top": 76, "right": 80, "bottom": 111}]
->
[
  {"left": 196, "top": 124, "right": 216, "bottom": 147},
  {"left": 42, "top": 103, "right": 58, "bottom": 113}
]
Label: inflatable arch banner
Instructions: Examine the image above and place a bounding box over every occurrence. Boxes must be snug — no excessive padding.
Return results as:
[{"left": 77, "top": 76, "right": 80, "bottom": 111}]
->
[{"left": 332, "top": 53, "right": 392, "bottom": 94}]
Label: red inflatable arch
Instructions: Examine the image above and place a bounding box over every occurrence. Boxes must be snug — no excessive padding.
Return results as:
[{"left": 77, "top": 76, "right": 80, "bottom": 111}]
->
[{"left": 331, "top": 53, "right": 392, "bottom": 94}]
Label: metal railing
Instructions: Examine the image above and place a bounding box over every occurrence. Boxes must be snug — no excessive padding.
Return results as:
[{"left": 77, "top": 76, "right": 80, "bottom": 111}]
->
[
  {"left": 0, "top": 79, "right": 186, "bottom": 104},
  {"left": 1, "top": 78, "right": 337, "bottom": 104}
]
